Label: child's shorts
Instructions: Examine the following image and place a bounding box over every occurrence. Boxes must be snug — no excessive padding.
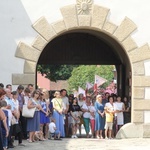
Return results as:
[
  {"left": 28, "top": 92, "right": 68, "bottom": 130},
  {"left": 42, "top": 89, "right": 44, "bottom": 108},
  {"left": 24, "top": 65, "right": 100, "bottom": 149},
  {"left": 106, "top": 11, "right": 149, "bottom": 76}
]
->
[
  {"left": 105, "top": 122, "right": 113, "bottom": 130},
  {"left": 50, "top": 130, "right": 60, "bottom": 136},
  {"left": 54, "top": 130, "right": 60, "bottom": 135}
]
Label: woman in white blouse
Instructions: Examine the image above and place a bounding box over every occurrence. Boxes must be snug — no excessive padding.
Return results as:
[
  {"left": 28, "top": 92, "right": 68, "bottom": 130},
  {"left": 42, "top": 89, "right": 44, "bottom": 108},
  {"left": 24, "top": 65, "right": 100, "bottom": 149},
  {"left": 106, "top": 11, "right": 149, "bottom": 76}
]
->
[{"left": 115, "top": 96, "right": 125, "bottom": 131}]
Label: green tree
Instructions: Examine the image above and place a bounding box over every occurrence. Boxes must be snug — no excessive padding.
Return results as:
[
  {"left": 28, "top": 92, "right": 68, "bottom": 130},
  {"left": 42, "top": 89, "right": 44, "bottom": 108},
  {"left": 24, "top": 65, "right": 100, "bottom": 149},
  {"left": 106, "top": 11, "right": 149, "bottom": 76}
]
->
[
  {"left": 37, "top": 64, "right": 78, "bottom": 82},
  {"left": 68, "top": 65, "right": 114, "bottom": 92}
]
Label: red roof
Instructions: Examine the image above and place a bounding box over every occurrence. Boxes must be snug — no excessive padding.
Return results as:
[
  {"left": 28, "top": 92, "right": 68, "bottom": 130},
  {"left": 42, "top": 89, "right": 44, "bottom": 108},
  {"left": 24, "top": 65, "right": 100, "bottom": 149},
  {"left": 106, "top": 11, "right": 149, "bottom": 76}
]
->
[
  {"left": 37, "top": 73, "right": 68, "bottom": 91},
  {"left": 50, "top": 80, "right": 68, "bottom": 91},
  {"left": 37, "top": 73, "right": 50, "bottom": 90}
]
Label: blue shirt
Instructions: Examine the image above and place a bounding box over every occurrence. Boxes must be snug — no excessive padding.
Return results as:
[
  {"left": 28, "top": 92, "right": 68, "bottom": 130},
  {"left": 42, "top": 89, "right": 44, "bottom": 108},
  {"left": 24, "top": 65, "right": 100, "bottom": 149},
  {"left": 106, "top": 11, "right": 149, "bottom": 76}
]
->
[{"left": 5, "top": 97, "right": 15, "bottom": 111}]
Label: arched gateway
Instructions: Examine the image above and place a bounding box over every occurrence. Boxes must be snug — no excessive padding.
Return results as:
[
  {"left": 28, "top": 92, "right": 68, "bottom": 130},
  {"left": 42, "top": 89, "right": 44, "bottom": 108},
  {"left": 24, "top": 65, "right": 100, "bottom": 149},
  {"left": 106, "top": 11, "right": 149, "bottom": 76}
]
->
[{"left": 13, "top": 0, "right": 150, "bottom": 138}]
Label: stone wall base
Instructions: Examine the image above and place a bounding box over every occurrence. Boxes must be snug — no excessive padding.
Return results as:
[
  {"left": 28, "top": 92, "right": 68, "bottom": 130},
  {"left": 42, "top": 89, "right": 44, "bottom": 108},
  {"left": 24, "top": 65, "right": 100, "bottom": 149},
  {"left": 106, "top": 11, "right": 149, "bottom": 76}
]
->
[{"left": 116, "top": 123, "right": 150, "bottom": 138}]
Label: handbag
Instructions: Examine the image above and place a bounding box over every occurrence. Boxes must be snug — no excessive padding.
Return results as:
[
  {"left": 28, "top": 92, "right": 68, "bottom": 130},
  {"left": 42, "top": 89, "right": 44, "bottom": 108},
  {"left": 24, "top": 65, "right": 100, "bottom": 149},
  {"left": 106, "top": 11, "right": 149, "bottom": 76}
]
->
[
  {"left": 12, "top": 124, "right": 21, "bottom": 136},
  {"left": 22, "top": 105, "right": 36, "bottom": 118}
]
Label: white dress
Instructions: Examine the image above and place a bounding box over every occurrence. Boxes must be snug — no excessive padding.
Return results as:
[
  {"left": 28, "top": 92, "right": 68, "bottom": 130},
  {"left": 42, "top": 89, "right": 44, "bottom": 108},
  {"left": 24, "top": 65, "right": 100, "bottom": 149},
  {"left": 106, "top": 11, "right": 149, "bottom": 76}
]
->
[{"left": 116, "top": 102, "right": 124, "bottom": 125}]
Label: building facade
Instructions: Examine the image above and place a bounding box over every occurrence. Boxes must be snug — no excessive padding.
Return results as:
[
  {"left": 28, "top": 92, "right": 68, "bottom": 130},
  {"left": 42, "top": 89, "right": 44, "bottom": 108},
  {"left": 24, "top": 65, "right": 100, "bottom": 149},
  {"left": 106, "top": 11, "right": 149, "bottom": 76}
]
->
[{"left": 1, "top": 0, "right": 150, "bottom": 138}]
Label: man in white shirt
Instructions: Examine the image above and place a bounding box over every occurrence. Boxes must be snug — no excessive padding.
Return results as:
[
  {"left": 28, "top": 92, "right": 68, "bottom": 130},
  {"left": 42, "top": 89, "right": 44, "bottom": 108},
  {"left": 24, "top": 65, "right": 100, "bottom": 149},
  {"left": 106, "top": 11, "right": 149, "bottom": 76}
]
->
[
  {"left": 60, "top": 89, "right": 69, "bottom": 113},
  {"left": 60, "top": 89, "right": 69, "bottom": 137}
]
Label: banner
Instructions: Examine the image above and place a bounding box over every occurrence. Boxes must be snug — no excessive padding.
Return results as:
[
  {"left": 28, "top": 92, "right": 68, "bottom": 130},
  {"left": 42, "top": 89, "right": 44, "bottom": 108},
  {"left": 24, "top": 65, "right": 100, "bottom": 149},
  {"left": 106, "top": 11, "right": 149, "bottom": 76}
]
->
[
  {"left": 85, "top": 82, "right": 93, "bottom": 95},
  {"left": 86, "top": 82, "right": 93, "bottom": 90},
  {"left": 94, "top": 75, "right": 107, "bottom": 94},
  {"left": 78, "top": 86, "right": 86, "bottom": 97}
]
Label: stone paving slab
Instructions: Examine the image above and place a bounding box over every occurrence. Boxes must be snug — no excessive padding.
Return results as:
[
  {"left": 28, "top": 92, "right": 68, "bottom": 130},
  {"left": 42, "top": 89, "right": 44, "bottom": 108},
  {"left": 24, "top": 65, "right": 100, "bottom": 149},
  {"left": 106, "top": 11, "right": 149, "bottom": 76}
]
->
[{"left": 13, "top": 138, "right": 150, "bottom": 150}]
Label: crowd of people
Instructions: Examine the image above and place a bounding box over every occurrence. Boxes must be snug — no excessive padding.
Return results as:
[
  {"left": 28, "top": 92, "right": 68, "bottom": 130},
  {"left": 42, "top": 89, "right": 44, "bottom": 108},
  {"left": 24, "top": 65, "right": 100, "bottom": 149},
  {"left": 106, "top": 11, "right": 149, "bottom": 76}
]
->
[
  {"left": 0, "top": 82, "right": 131, "bottom": 150},
  {"left": 68, "top": 92, "right": 131, "bottom": 139}
]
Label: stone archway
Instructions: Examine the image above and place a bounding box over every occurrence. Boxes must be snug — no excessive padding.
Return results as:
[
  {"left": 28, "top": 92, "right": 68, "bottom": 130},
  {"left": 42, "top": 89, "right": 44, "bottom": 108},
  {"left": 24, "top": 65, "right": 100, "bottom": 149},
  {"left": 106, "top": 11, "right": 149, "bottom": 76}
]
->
[{"left": 13, "top": 0, "right": 150, "bottom": 138}]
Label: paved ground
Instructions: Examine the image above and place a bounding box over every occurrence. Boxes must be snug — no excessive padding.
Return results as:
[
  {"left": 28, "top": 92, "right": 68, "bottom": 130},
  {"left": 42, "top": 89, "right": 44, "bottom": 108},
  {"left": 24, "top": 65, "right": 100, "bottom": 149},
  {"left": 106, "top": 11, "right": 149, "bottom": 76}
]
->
[{"left": 13, "top": 138, "right": 150, "bottom": 150}]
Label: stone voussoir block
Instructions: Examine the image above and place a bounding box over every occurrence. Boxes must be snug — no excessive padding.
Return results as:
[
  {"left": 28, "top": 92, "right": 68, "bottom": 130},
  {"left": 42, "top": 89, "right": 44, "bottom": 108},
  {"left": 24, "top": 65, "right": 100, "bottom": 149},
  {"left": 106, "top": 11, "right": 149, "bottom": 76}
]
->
[
  {"left": 133, "top": 61, "right": 145, "bottom": 75},
  {"left": 32, "top": 17, "right": 57, "bottom": 41},
  {"left": 129, "top": 44, "right": 150, "bottom": 63},
  {"left": 52, "top": 20, "right": 67, "bottom": 34},
  {"left": 133, "top": 100, "right": 150, "bottom": 110},
  {"left": 15, "top": 42, "right": 41, "bottom": 62},
  {"left": 133, "top": 76, "right": 150, "bottom": 87},
  {"left": 114, "top": 17, "right": 137, "bottom": 42},
  {"left": 60, "top": 5, "right": 78, "bottom": 29},
  {"left": 103, "top": 21, "right": 117, "bottom": 34},
  {"left": 78, "top": 15, "right": 91, "bottom": 27},
  {"left": 122, "top": 36, "right": 137, "bottom": 52},
  {"left": 12, "top": 74, "right": 35, "bottom": 85},
  {"left": 133, "top": 87, "right": 145, "bottom": 99},
  {"left": 91, "top": 5, "right": 109, "bottom": 29},
  {"left": 24, "top": 60, "right": 36, "bottom": 74},
  {"left": 32, "top": 36, "right": 48, "bottom": 51},
  {"left": 132, "top": 111, "right": 144, "bottom": 123}
]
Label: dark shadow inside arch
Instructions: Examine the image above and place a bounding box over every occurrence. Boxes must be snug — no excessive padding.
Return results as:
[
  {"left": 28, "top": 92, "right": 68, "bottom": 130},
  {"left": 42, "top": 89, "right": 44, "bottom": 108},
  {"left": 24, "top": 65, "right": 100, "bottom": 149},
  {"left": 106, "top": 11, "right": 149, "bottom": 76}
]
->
[{"left": 37, "top": 29, "right": 131, "bottom": 98}]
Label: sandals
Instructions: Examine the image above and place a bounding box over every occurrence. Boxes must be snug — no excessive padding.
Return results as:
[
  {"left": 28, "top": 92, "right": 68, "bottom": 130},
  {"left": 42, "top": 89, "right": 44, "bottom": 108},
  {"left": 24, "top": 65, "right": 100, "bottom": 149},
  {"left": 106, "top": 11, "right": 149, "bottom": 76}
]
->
[
  {"left": 96, "top": 136, "right": 100, "bottom": 139},
  {"left": 28, "top": 140, "right": 33, "bottom": 143},
  {"left": 27, "top": 139, "right": 35, "bottom": 143},
  {"left": 39, "top": 139, "right": 45, "bottom": 141}
]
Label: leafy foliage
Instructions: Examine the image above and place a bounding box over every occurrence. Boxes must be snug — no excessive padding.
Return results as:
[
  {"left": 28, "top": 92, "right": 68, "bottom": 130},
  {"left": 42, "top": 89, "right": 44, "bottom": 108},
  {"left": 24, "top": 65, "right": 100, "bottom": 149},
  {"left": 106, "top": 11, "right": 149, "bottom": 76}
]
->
[
  {"left": 37, "top": 65, "right": 114, "bottom": 92},
  {"left": 68, "top": 65, "right": 114, "bottom": 92},
  {"left": 37, "top": 65, "right": 78, "bottom": 82}
]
